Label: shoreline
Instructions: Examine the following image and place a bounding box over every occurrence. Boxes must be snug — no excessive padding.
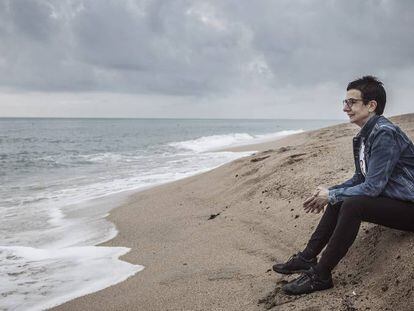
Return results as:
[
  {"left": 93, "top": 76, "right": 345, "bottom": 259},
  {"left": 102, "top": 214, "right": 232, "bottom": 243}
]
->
[
  {"left": 53, "top": 114, "right": 414, "bottom": 310},
  {"left": 7, "top": 123, "right": 312, "bottom": 311}
]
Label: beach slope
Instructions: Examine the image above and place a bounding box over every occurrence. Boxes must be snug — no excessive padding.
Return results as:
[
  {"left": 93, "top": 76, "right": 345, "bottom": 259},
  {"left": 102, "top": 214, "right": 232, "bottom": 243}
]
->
[{"left": 54, "top": 114, "right": 414, "bottom": 311}]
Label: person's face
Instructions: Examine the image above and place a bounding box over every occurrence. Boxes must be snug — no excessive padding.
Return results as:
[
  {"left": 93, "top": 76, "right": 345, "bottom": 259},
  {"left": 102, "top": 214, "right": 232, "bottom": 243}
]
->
[{"left": 343, "top": 89, "right": 377, "bottom": 127}]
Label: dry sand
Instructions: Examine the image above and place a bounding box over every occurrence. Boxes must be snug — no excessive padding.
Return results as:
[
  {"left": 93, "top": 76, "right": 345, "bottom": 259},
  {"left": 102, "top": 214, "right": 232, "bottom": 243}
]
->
[{"left": 54, "top": 114, "right": 414, "bottom": 311}]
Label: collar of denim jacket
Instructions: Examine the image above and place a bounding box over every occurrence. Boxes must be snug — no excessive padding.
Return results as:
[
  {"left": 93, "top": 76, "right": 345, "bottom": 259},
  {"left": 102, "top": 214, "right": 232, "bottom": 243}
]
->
[{"left": 357, "top": 114, "right": 381, "bottom": 138}]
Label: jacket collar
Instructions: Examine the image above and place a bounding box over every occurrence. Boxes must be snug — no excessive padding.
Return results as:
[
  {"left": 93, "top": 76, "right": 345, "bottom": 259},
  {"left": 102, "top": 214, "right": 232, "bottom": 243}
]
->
[{"left": 357, "top": 114, "right": 380, "bottom": 139}]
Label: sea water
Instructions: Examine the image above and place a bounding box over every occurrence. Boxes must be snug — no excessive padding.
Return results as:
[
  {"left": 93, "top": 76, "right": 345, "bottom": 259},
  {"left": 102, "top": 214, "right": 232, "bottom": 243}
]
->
[{"left": 0, "top": 118, "right": 341, "bottom": 310}]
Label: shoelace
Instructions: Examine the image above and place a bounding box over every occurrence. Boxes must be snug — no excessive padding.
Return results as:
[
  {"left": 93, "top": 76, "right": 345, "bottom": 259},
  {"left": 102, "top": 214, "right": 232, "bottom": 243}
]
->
[
  {"left": 286, "top": 253, "right": 299, "bottom": 264},
  {"left": 296, "top": 272, "right": 311, "bottom": 283},
  {"left": 294, "top": 270, "right": 318, "bottom": 286}
]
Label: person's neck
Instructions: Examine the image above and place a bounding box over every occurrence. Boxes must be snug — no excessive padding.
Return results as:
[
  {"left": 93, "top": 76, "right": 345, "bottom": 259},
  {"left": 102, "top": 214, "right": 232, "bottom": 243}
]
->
[
  {"left": 358, "top": 114, "right": 380, "bottom": 138},
  {"left": 358, "top": 113, "right": 376, "bottom": 128}
]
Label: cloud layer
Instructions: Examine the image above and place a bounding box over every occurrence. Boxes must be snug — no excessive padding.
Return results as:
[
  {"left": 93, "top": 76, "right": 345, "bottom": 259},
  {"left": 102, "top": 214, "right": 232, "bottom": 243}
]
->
[{"left": 1, "top": 0, "right": 413, "bottom": 117}]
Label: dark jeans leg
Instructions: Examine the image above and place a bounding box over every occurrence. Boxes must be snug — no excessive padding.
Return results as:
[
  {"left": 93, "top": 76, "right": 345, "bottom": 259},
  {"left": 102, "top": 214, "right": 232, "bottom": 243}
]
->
[
  {"left": 301, "top": 201, "right": 343, "bottom": 259},
  {"left": 317, "top": 196, "right": 414, "bottom": 274}
]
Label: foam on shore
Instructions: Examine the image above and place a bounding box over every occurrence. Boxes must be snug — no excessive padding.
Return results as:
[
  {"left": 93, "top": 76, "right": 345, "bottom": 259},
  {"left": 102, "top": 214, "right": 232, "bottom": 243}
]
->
[
  {"left": 1, "top": 245, "right": 143, "bottom": 311},
  {"left": 169, "top": 130, "right": 304, "bottom": 152}
]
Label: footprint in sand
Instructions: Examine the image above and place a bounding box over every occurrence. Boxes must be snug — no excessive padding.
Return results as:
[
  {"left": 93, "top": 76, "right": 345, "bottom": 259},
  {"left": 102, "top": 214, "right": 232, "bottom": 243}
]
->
[
  {"left": 258, "top": 281, "right": 303, "bottom": 309},
  {"left": 285, "top": 153, "right": 307, "bottom": 165},
  {"left": 250, "top": 155, "right": 271, "bottom": 163}
]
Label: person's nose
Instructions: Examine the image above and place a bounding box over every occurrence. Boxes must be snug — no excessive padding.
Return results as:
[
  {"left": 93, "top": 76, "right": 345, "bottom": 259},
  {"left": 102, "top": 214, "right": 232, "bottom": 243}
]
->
[{"left": 343, "top": 104, "right": 350, "bottom": 113}]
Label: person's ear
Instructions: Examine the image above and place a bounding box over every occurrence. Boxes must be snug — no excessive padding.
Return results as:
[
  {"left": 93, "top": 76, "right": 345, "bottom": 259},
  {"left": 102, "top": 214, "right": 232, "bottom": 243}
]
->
[{"left": 368, "top": 100, "right": 377, "bottom": 113}]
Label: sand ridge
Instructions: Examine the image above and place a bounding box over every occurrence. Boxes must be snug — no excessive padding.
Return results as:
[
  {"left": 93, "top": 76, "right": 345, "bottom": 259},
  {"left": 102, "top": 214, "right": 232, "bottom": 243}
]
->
[{"left": 54, "top": 114, "right": 414, "bottom": 311}]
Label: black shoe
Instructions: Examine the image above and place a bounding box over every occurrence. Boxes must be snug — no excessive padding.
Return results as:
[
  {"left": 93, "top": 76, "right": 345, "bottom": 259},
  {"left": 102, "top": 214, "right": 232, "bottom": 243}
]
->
[
  {"left": 272, "top": 253, "right": 317, "bottom": 275},
  {"left": 282, "top": 267, "right": 333, "bottom": 295}
]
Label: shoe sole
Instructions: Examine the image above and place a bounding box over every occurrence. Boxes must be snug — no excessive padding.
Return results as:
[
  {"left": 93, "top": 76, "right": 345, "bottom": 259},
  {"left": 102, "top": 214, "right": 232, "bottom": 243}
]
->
[
  {"left": 282, "top": 283, "right": 333, "bottom": 295},
  {"left": 272, "top": 266, "right": 314, "bottom": 275}
]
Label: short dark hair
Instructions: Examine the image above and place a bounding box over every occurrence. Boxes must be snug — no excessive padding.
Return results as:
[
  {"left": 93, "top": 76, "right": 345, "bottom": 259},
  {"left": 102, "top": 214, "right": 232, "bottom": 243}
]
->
[{"left": 347, "top": 75, "right": 386, "bottom": 115}]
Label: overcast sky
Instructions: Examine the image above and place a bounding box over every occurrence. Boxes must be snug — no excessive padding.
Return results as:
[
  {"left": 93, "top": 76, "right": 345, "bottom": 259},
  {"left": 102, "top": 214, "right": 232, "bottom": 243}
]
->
[{"left": 1, "top": 0, "right": 413, "bottom": 119}]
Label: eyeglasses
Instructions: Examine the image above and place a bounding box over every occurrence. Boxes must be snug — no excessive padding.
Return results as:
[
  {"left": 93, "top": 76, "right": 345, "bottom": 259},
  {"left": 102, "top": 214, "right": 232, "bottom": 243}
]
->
[{"left": 342, "top": 98, "right": 364, "bottom": 109}]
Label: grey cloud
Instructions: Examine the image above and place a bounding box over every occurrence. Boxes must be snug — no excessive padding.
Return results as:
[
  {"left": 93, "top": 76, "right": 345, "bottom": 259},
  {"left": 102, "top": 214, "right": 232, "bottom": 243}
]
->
[
  {"left": 222, "top": 0, "right": 414, "bottom": 86},
  {"left": 1, "top": 0, "right": 414, "bottom": 96},
  {"left": 8, "top": 0, "right": 56, "bottom": 41},
  {"left": 72, "top": 0, "right": 254, "bottom": 94}
]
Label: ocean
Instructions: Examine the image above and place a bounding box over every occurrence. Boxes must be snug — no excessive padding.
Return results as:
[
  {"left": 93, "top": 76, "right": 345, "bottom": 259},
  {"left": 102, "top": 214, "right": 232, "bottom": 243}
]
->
[{"left": 0, "top": 118, "right": 341, "bottom": 310}]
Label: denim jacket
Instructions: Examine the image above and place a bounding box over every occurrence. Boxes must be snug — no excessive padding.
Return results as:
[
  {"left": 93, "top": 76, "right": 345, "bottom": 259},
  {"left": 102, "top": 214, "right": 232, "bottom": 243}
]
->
[{"left": 328, "top": 115, "right": 414, "bottom": 204}]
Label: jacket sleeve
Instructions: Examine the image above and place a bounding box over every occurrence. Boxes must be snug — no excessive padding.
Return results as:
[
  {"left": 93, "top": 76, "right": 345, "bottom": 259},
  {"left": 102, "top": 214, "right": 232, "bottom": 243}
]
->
[
  {"left": 328, "top": 173, "right": 361, "bottom": 190},
  {"left": 328, "top": 128, "right": 402, "bottom": 204}
]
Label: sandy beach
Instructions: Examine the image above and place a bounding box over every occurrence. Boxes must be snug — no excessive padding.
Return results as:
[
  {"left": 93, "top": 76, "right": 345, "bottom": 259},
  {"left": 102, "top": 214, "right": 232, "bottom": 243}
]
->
[{"left": 54, "top": 114, "right": 414, "bottom": 311}]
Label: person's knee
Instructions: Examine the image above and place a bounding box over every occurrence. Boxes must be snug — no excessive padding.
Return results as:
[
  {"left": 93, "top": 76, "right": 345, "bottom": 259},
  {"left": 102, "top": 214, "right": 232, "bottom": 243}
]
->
[
  {"left": 328, "top": 201, "right": 342, "bottom": 211},
  {"left": 340, "top": 196, "right": 369, "bottom": 217}
]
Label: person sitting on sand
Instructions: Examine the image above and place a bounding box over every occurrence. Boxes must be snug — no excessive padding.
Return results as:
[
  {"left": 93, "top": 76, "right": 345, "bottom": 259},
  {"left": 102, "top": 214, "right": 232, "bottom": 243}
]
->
[{"left": 273, "top": 75, "right": 414, "bottom": 295}]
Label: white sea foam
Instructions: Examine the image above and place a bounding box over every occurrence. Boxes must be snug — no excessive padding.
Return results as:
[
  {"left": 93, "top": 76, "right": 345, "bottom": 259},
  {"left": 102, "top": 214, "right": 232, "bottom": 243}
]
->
[
  {"left": 0, "top": 245, "right": 143, "bottom": 311},
  {"left": 168, "top": 130, "right": 304, "bottom": 152},
  {"left": 0, "top": 193, "right": 141, "bottom": 311},
  {"left": 254, "top": 130, "right": 304, "bottom": 142},
  {"left": 5, "top": 151, "right": 255, "bottom": 220}
]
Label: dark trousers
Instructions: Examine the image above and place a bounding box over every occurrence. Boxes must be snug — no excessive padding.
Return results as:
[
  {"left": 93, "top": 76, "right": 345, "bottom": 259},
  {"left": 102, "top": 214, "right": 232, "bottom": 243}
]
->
[{"left": 302, "top": 196, "right": 414, "bottom": 274}]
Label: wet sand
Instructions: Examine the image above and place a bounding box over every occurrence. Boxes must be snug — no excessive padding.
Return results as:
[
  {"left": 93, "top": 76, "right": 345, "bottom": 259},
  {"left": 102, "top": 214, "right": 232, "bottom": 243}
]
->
[{"left": 54, "top": 114, "right": 414, "bottom": 311}]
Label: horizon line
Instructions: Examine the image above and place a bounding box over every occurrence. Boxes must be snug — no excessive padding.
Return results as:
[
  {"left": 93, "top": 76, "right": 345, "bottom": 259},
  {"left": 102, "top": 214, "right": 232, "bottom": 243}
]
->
[{"left": 0, "top": 116, "right": 347, "bottom": 121}]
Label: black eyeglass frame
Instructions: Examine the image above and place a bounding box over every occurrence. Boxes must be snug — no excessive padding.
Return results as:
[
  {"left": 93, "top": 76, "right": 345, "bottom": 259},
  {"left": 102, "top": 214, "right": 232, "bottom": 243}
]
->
[{"left": 342, "top": 98, "right": 365, "bottom": 109}]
